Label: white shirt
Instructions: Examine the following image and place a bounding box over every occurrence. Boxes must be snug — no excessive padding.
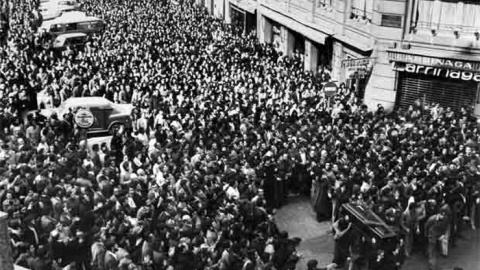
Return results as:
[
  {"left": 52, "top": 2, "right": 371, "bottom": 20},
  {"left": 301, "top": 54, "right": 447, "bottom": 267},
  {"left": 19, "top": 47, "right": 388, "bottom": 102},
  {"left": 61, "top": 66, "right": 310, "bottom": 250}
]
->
[{"left": 224, "top": 184, "right": 240, "bottom": 200}]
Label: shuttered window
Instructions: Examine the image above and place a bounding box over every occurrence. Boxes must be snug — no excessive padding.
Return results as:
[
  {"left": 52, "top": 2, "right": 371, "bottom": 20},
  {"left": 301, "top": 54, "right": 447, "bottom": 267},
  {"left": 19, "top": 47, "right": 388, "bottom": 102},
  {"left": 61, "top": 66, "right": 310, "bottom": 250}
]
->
[{"left": 396, "top": 72, "right": 478, "bottom": 110}]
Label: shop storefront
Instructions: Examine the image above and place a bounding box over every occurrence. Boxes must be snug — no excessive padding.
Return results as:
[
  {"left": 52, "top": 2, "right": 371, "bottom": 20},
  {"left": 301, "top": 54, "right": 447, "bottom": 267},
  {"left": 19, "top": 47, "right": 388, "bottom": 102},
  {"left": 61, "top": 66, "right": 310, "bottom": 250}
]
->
[
  {"left": 229, "top": 0, "right": 257, "bottom": 35},
  {"left": 230, "top": 5, "right": 245, "bottom": 32},
  {"left": 291, "top": 29, "right": 305, "bottom": 55},
  {"left": 341, "top": 57, "right": 375, "bottom": 100},
  {"left": 317, "top": 37, "right": 333, "bottom": 68},
  {"left": 389, "top": 51, "right": 480, "bottom": 113},
  {"left": 259, "top": 7, "right": 329, "bottom": 71}
]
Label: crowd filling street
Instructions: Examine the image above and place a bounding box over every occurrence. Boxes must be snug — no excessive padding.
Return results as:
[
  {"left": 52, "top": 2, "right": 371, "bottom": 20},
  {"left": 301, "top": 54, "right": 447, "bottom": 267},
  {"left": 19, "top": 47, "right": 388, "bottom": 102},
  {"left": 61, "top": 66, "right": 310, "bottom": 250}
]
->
[{"left": 0, "top": 0, "right": 479, "bottom": 270}]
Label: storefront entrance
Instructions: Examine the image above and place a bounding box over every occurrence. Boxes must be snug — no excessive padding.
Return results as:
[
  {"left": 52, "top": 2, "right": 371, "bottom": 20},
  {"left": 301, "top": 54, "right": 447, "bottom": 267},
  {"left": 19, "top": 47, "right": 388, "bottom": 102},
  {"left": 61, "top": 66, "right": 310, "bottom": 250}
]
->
[
  {"left": 230, "top": 5, "right": 244, "bottom": 33},
  {"left": 230, "top": 4, "right": 257, "bottom": 35},
  {"left": 317, "top": 37, "right": 333, "bottom": 68},
  {"left": 341, "top": 57, "right": 375, "bottom": 100},
  {"left": 245, "top": 11, "right": 256, "bottom": 35},
  {"left": 396, "top": 72, "right": 478, "bottom": 111},
  {"left": 292, "top": 29, "right": 305, "bottom": 55}
]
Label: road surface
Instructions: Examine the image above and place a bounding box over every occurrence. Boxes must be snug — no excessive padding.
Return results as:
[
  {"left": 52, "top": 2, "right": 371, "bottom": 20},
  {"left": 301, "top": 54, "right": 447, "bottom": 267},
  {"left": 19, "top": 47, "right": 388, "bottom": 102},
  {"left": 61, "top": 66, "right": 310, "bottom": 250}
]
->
[{"left": 275, "top": 196, "right": 480, "bottom": 270}]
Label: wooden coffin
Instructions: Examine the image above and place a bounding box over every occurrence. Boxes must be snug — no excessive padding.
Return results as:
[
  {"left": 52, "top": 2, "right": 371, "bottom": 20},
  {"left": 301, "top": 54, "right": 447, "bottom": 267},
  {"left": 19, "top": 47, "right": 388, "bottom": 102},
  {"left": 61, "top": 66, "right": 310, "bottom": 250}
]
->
[{"left": 341, "top": 203, "right": 397, "bottom": 240}]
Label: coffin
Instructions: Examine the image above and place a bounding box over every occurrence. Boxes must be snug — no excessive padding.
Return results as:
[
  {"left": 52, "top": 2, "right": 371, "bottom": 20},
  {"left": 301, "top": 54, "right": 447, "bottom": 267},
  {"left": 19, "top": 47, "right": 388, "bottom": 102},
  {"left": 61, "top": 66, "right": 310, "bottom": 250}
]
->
[{"left": 341, "top": 203, "right": 397, "bottom": 240}]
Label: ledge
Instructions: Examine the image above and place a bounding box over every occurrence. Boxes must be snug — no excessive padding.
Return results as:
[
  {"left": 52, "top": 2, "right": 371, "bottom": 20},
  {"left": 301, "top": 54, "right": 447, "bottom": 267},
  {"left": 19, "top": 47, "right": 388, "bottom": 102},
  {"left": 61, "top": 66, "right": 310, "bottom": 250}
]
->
[
  {"left": 260, "top": 5, "right": 330, "bottom": 44},
  {"left": 229, "top": 0, "right": 258, "bottom": 13},
  {"left": 386, "top": 47, "right": 480, "bottom": 63}
]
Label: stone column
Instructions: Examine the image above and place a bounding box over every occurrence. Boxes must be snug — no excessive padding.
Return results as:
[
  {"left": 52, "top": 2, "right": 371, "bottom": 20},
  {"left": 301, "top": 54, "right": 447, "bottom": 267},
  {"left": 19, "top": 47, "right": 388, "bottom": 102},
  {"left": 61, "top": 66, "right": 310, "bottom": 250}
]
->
[
  {"left": 280, "top": 26, "right": 295, "bottom": 57},
  {"left": 304, "top": 39, "right": 318, "bottom": 71},
  {"left": 331, "top": 40, "right": 344, "bottom": 81},
  {"left": 260, "top": 16, "right": 273, "bottom": 44},
  {"left": 0, "top": 212, "right": 13, "bottom": 270},
  {"left": 225, "top": 0, "right": 231, "bottom": 23}
]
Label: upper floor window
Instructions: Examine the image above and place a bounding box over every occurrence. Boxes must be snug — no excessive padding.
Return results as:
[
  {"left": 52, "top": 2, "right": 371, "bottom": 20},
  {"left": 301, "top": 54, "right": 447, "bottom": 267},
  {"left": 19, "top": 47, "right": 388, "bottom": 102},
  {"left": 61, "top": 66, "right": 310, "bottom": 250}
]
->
[
  {"left": 351, "top": 0, "right": 374, "bottom": 23},
  {"left": 413, "top": 0, "right": 480, "bottom": 33},
  {"left": 318, "top": 0, "right": 333, "bottom": 7}
]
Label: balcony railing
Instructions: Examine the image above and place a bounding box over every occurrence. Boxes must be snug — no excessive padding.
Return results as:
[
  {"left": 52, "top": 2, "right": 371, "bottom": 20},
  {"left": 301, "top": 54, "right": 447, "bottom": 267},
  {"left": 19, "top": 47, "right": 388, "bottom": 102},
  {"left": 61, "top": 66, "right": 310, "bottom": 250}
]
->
[
  {"left": 412, "top": 0, "right": 480, "bottom": 35},
  {"left": 414, "top": 21, "right": 479, "bottom": 34},
  {"left": 351, "top": 7, "right": 372, "bottom": 23}
]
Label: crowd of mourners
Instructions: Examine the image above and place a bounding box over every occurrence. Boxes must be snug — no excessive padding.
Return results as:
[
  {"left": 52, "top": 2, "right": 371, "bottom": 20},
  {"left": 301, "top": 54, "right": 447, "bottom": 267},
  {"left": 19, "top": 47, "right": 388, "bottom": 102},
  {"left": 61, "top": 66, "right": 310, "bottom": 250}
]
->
[{"left": 0, "top": 0, "right": 479, "bottom": 270}]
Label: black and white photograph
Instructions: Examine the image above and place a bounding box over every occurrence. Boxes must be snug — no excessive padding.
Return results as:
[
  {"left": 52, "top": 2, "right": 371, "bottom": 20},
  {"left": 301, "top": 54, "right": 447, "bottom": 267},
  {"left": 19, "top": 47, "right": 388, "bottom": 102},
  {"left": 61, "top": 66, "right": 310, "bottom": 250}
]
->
[{"left": 0, "top": 0, "right": 479, "bottom": 269}]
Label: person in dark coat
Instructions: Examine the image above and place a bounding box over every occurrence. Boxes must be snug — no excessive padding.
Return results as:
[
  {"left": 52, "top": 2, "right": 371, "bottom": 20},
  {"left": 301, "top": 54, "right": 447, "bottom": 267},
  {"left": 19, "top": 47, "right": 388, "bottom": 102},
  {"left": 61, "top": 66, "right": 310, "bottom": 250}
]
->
[
  {"left": 263, "top": 154, "right": 276, "bottom": 210},
  {"left": 311, "top": 175, "right": 332, "bottom": 222}
]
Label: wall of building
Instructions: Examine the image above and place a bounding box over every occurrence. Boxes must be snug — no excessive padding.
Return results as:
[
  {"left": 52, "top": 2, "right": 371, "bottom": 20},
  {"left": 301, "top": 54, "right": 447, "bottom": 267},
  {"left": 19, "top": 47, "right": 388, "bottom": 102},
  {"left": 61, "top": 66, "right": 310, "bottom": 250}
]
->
[
  {"left": 209, "top": 0, "right": 480, "bottom": 112},
  {"left": 213, "top": 0, "right": 225, "bottom": 19},
  {"left": 362, "top": 0, "right": 406, "bottom": 111},
  {"left": 0, "top": 212, "right": 14, "bottom": 270}
]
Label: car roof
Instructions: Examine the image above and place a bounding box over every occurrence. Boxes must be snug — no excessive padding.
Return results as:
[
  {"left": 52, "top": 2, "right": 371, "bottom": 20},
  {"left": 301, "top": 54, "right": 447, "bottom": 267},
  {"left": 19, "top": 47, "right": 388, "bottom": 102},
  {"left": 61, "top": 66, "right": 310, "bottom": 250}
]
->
[
  {"left": 56, "top": 33, "right": 87, "bottom": 39},
  {"left": 63, "top": 97, "right": 113, "bottom": 108},
  {"left": 40, "top": 11, "right": 102, "bottom": 28},
  {"left": 40, "top": 1, "right": 76, "bottom": 11}
]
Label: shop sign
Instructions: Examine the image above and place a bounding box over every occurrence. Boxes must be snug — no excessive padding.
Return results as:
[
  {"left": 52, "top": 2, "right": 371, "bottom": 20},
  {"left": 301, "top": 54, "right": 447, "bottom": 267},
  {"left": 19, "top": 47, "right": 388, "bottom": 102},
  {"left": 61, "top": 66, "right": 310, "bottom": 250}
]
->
[
  {"left": 393, "top": 62, "right": 480, "bottom": 82},
  {"left": 389, "top": 52, "right": 480, "bottom": 72},
  {"left": 342, "top": 58, "right": 375, "bottom": 79}
]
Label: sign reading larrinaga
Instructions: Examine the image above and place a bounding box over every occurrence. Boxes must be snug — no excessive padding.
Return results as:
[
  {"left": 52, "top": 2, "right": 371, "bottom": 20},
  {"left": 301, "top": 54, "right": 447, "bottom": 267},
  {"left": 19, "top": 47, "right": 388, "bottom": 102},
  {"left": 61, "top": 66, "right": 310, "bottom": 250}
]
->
[
  {"left": 389, "top": 52, "right": 480, "bottom": 82},
  {"left": 392, "top": 62, "right": 480, "bottom": 82}
]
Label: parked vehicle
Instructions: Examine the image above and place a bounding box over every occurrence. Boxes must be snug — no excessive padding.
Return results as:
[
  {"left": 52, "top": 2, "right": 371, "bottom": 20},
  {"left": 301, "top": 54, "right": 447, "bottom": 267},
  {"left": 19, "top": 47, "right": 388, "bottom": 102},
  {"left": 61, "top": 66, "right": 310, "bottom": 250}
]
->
[
  {"left": 39, "top": 11, "right": 104, "bottom": 37},
  {"left": 50, "top": 32, "right": 88, "bottom": 49},
  {"left": 28, "top": 97, "right": 133, "bottom": 134}
]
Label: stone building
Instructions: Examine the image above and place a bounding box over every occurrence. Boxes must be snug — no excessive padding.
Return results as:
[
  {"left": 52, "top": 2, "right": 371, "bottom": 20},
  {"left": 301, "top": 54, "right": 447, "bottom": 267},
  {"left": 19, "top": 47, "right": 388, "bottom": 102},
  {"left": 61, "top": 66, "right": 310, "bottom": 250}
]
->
[{"left": 199, "top": 0, "right": 480, "bottom": 115}]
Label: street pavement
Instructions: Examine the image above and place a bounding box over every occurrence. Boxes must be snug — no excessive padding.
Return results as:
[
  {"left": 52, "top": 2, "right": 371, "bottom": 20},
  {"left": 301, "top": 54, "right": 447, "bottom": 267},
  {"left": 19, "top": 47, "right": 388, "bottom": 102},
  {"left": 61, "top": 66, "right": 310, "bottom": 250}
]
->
[
  {"left": 275, "top": 196, "right": 480, "bottom": 270},
  {"left": 275, "top": 196, "right": 334, "bottom": 270},
  {"left": 402, "top": 228, "right": 480, "bottom": 270}
]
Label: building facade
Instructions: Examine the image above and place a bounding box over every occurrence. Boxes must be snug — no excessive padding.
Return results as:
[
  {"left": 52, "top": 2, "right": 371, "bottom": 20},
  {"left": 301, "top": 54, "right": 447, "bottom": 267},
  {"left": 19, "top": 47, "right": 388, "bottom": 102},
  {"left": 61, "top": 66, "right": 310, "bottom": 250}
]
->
[
  {"left": 0, "top": 212, "right": 14, "bottom": 270},
  {"left": 200, "top": 0, "right": 480, "bottom": 115}
]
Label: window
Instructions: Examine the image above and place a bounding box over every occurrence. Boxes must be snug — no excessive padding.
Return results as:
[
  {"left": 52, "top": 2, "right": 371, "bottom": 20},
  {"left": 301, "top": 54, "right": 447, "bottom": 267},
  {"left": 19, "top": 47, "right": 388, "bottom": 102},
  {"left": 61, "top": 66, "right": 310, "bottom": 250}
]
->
[
  {"left": 65, "top": 23, "right": 77, "bottom": 31},
  {"left": 351, "top": 0, "right": 374, "bottom": 23},
  {"left": 78, "top": 22, "right": 98, "bottom": 31},
  {"left": 414, "top": 0, "right": 480, "bottom": 32},
  {"left": 318, "top": 0, "right": 332, "bottom": 7},
  {"left": 51, "top": 24, "right": 64, "bottom": 33}
]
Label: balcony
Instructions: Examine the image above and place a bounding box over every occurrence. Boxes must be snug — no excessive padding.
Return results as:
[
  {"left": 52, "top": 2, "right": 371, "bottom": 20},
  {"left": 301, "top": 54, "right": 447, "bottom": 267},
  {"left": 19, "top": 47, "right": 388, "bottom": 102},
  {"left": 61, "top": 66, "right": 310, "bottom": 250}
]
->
[
  {"left": 408, "top": 0, "right": 480, "bottom": 48},
  {"left": 260, "top": 0, "right": 337, "bottom": 35},
  {"left": 411, "top": 0, "right": 480, "bottom": 35},
  {"left": 350, "top": 6, "right": 372, "bottom": 24}
]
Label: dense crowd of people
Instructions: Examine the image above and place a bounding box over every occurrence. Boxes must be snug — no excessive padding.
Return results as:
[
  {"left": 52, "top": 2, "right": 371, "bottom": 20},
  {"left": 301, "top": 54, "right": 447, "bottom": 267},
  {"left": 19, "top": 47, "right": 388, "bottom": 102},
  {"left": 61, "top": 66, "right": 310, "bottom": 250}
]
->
[{"left": 0, "top": 0, "right": 479, "bottom": 270}]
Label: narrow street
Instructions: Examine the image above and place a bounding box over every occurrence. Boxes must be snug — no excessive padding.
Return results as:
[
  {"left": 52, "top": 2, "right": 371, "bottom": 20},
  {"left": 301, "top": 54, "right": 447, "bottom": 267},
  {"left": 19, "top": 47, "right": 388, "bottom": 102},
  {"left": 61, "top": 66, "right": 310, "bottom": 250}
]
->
[{"left": 275, "top": 196, "right": 334, "bottom": 269}]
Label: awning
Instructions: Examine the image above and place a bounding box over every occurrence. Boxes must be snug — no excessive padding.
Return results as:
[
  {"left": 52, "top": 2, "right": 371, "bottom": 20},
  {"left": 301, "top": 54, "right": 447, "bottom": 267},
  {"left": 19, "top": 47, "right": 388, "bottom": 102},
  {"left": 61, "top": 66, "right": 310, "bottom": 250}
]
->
[
  {"left": 229, "top": 0, "right": 257, "bottom": 14},
  {"left": 261, "top": 6, "right": 328, "bottom": 45},
  {"left": 387, "top": 47, "right": 480, "bottom": 63},
  {"left": 334, "top": 34, "right": 373, "bottom": 52}
]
